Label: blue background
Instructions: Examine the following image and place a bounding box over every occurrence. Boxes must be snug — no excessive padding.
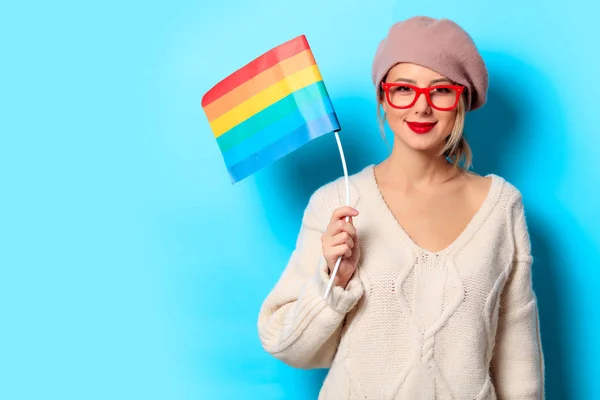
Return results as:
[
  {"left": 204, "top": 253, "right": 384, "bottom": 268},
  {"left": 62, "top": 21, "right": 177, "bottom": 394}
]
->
[{"left": 1, "top": 1, "right": 598, "bottom": 399}]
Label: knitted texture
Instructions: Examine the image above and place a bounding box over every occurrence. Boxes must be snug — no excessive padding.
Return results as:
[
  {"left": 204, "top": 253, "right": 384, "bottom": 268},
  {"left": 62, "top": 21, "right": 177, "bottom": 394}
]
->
[{"left": 257, "top": 164, "right": 545, "bottom": 399}]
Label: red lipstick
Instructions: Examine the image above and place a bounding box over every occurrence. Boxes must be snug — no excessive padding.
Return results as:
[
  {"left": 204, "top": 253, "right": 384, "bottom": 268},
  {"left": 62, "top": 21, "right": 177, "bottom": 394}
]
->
[{"left": 406, "top": 121, "right": 437, "bottom": 134}]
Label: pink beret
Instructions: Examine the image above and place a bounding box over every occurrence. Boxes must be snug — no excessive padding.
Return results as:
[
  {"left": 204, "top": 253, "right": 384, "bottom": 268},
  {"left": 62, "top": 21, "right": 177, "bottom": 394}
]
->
[{"left": 372, "top": 16, "right": 488, "bottom": 111}]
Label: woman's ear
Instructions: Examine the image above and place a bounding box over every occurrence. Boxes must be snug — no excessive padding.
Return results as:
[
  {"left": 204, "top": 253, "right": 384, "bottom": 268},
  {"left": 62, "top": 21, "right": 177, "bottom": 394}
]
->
[{"left": 379, "top": 91, "right": 387, "bottom": 114}]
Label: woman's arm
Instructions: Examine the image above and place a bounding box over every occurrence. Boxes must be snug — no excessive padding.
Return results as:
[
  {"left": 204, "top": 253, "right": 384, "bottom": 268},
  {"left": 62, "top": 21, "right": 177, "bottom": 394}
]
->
[
  {"left": 490, "top": 192, "right": 545, "bottom": 398},
  {"left": 257, "top": 187, "right": 364, "bottom": 369}
]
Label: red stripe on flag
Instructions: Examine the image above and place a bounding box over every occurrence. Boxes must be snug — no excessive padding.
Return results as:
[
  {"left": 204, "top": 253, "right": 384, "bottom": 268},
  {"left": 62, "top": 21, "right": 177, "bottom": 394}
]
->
[{"left": 201, "top": 35, "right": 310, "bottom": 107}]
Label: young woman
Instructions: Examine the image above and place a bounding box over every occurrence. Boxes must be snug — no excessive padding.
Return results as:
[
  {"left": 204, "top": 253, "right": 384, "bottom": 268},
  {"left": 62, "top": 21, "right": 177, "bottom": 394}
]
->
[{"left": 258, "top": 16, "right": 545, "bottom": 399}]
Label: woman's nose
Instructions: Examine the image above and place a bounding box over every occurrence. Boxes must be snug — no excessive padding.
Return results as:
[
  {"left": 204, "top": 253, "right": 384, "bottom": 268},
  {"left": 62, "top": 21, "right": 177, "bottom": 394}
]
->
[{"left": 412, "top": 92, "right": 432, "bottom": 114}]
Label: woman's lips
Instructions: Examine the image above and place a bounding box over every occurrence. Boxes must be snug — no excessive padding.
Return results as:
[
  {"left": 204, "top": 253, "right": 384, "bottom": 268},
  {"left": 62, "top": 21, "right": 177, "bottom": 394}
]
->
[{"left": 406, "top": 121, "right": 437, "bottom": 134}]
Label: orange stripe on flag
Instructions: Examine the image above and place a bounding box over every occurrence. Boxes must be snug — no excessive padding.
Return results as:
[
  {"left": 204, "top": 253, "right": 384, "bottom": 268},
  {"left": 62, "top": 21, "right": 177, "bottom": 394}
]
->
[
  {"left": 203, "top": 50, "right": 316, "bottom": 122},
  {"left": 201, "top": 35, "right": 309, "bottom": 107}
]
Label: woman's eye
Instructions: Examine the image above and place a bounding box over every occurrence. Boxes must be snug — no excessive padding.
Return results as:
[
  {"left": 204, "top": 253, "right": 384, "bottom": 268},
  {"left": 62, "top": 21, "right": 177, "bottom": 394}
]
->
[
  {"left": 391, "top": 85, "right": 413, "bottom": 94},
  {"left": 433, "top": 87, "right": 451, "bottom": 94}
]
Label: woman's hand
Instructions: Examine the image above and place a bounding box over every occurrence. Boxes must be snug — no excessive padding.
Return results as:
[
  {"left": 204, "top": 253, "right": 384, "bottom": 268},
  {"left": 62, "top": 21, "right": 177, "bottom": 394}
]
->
[{"left": 321, "top": 206, "right": 360, "bottom": 288}]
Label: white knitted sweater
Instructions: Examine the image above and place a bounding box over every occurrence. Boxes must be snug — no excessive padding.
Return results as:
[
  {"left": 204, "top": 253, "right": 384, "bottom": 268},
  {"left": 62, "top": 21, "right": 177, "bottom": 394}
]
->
[{"left": 258, "top": 164, "right": 545, "bottom": 399}]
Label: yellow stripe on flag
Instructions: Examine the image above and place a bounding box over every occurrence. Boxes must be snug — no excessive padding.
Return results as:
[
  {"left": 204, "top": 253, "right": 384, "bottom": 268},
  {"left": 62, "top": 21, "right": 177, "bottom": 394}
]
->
[
  {"left": 210, "top": 65, "right": 322, "bottom": 138},
  {"left": 203, "top": 50, "right": 316, "bottom": 122}
]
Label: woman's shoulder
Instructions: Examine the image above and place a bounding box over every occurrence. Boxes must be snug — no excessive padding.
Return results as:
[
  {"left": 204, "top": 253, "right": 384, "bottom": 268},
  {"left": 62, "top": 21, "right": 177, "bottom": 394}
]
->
[
  {"left": 459, "top": 171, "right": 529, "bottom": 230},
  {"left": 455, "top": 173, "right": 531, "bottom": 260},
  {"left": 491, "top": 173, "right": 526, "bottom": 209},
  {"left": 464, "top": 170, "right": 524, "bottom": 203}
]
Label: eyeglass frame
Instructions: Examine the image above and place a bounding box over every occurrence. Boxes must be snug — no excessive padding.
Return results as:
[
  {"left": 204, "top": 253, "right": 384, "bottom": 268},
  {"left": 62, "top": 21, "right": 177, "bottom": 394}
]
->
[{"left": 380, "top": 82, "right": 466, "bottom": 111}]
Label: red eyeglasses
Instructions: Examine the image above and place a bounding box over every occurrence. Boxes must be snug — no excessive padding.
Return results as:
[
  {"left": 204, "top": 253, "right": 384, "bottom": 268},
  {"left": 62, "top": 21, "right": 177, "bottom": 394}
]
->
[{"left": 381, "top": 82, "right": 465, "bottom": 111}]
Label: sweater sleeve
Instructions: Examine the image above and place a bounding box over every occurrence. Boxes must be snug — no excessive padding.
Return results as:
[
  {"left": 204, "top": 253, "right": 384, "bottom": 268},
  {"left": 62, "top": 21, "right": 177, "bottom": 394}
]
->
[
  {"left": 490, "top": 193, "right": 545, "bottom": 399},
  {"left": 257, "top": 187, "right": 364, "bottom": 369}
]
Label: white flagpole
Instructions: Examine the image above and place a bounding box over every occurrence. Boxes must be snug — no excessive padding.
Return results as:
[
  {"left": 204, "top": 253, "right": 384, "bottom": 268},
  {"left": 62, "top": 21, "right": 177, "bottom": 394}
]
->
[{"left": 323, "top": 130, "right": 350, "bottom": 300}]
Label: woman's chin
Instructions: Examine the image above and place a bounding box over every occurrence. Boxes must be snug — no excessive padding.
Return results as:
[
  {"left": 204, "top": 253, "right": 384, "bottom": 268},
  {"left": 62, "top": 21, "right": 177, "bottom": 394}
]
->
[{"left": 396, "top": 132, "right": 445, "bottom": 152}]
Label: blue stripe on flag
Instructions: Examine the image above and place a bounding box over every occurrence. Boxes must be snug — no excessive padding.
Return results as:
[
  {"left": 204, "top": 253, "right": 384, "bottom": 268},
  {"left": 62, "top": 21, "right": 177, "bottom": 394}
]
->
[
  {"left": 222, "top": 88, "right": 335, "bottom": 167},
  {"left": 227, "top": 112, "right": 339, "bottom": 183}
]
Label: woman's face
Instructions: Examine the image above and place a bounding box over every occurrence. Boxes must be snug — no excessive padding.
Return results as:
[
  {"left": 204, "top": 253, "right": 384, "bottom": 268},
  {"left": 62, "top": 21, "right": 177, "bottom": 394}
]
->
[{"left": 381, "top": 63, "right": 459, "bottom": 154}]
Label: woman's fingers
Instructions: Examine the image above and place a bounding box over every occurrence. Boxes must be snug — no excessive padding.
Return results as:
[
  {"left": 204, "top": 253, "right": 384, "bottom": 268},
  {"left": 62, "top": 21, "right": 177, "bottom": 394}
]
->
[
  {"left": 330, "top": 243, "right": 352, "bottom": 259},
  {"left": 329, "top": 206, "right": 359, "bottom": 225},
  {"left": 331, "top": 231, "right": 355, "bottom": 249},
  {"left": 322, "top": 206, "right": 360, "bottom": 274},
  {"left": 325, "top": 216, "right": 356, "bottom": 235}
]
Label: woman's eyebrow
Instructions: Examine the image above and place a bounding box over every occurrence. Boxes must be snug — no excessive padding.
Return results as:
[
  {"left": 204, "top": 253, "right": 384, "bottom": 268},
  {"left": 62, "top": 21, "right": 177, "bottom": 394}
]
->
[
  {"left": 393, "top": 77, "right": 417, "bottom": 83},
  {"left": 430, "top": 78, "right": 453, "bottom": 84},
  {"left": 392, "top": 77, "right": 454, "bottom": 84}
]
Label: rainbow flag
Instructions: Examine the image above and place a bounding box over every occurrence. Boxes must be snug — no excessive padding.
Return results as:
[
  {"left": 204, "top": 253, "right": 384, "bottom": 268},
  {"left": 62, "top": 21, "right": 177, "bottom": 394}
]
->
[{"left": 201, "top": 35, "right": 340, "bottom": 183}]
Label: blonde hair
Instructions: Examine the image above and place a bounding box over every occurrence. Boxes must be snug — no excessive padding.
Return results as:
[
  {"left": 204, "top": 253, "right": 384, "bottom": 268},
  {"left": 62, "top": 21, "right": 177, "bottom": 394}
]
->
[{"left": 376, "top": 88, "right": 473, "bottom": 170}]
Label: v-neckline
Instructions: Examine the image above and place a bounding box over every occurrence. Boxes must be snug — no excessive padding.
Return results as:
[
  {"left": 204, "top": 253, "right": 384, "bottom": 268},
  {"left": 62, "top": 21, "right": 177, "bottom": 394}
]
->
[{"left": 364, "top": 164, "right": 503, "bottom": 257}]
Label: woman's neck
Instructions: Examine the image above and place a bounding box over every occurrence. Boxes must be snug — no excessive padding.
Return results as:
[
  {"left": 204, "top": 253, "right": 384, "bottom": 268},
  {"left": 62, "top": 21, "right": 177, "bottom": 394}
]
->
[{"left": 376, "top": 144, "right": 460, "bottom": 190}]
